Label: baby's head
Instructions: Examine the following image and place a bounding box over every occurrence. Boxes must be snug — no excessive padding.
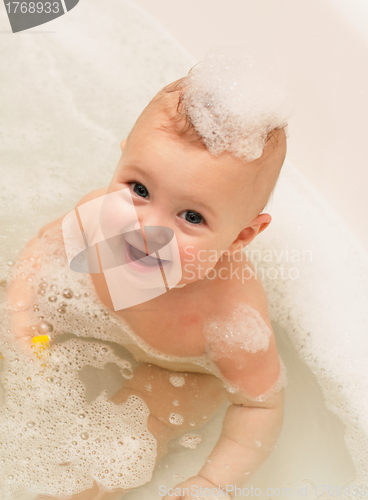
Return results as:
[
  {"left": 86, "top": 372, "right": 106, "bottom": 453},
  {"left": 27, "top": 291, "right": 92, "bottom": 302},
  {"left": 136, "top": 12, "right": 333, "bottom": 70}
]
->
[{"left": 109, "top": 48, "right": 292, "bottom": 284}]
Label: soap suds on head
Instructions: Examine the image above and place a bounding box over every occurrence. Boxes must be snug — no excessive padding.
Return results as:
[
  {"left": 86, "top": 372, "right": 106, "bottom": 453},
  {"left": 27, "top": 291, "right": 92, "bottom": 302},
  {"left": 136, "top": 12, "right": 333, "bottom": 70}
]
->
[{"left": 180, "top": 46, "right": 292, "bottom": 162}]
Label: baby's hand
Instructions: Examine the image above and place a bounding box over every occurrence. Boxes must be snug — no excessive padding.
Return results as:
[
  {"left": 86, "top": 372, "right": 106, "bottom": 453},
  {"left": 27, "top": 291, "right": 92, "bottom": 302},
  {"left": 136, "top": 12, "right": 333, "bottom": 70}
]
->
[{"left": 161, "top": 475, "right": 231, "bottom": 500}]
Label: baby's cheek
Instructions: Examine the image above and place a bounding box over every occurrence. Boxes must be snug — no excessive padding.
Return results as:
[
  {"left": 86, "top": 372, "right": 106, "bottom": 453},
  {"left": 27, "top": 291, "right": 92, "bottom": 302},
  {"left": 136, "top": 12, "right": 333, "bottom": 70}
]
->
[{"left": 182, "top": 256, "right": 216, "bottom": 281}]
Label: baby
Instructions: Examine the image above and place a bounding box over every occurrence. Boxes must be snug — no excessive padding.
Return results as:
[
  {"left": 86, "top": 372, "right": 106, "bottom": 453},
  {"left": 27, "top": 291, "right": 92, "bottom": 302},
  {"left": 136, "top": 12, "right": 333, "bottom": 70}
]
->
[{"left": 7, "top": 48, "right": 291, "bottom": 500}]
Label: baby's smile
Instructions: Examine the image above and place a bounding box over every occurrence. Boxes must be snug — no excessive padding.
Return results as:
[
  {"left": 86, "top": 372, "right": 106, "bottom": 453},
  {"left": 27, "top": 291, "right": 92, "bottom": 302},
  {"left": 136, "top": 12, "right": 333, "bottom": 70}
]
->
[{"left": 125, "top": 238, "right": 171, "bottom": 268}]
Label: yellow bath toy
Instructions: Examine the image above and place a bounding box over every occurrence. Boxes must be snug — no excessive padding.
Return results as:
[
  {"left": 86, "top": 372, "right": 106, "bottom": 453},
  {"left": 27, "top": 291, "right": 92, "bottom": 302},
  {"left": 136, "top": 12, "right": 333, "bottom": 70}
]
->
[
  {"left": 32, "top": 335, "right": 50, "bottom": 360},
  {"left": 32, "top": 335, "right": 50, "bottom": 347}
]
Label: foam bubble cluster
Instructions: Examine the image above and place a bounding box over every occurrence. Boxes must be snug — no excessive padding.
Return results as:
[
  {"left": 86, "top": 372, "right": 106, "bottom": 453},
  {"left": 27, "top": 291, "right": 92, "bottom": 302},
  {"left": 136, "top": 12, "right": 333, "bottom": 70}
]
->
[
  {"left": 0, "top": 337, "right": 157, "bottom": 499},
  {"left": 181, "top": 47, "right": 293, "bottom": 161},
  {"left": 180, "top": 434, "right": 202, "bottom": 449},
  {"left": 204, "top": 303, "right": 288, "bottom": 401},
  {"left": 169, "top": 375, "right": 186, "bottom": 387},
  {"left": 204, "top": 303, "right": 272, "bottom": 363}
]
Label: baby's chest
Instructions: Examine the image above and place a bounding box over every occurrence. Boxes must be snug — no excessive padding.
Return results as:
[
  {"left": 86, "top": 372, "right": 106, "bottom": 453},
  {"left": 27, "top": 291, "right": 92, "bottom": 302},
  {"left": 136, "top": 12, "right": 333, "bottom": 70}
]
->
[
  {"left": 118, "top": 300, "right": 210, "bottom": 357},
  {"left": 118, "top": 282, "right": 245, "bottom": 358}
]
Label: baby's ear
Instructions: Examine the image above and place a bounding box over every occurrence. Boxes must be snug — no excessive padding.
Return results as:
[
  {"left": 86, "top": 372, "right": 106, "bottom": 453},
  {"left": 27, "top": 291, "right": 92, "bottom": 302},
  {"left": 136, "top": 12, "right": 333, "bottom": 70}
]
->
[
  {"left": 120, "top": 139, "right": 127, "bottom": 152},
  {"left": 228, "top": 213, "right": 272, "bottom": 253}
]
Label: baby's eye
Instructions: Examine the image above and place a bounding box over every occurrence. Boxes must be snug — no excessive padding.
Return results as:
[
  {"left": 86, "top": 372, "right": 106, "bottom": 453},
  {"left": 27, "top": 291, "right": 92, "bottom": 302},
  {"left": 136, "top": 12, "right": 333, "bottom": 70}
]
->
[
  {"left": 130, "top": 182, "right": 149, "bottom": 199},
  {"left": 179, "top": 210, "right": 204, "bottom": 225}
]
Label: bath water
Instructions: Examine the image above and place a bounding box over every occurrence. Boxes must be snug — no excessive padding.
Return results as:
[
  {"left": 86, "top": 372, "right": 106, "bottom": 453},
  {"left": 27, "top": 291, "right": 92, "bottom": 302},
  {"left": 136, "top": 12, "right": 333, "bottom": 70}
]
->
[{"left": 1, "top": 0, "right": 368, "bottom": 498}]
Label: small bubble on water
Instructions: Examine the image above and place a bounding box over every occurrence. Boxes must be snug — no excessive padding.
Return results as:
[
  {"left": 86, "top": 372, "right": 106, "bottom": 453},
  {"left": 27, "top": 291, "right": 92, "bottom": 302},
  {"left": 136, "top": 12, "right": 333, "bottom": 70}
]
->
[
  {"left": 26, "top": 421, "right": 35, "bottom": 428},
  {"left": 78, "top": 414, "right": 86, "bottom": 419},
  {"left": 62, "top": 288, "right": 74, "bottom": 299},
  {"left": 169, "top": 413, "right": 184, "bottom": 425},
  {"left": 7, "top": 260, "right": 14, "bottom": 266},
  {"left": 80, "top": 432, "right": 89, "bottom": 440},
  {"left": 48, "top": 296, "right": 57, "bottom": 303}
]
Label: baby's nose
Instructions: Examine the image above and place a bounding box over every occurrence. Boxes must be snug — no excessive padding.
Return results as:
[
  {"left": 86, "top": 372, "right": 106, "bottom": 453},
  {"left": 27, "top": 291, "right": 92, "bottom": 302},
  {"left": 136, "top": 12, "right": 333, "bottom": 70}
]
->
[
  {"left": 131, "top": 220, "right": 174, "bottom": 256},
  {"left": 133, "top": 214, "right": 171, "bottom": 244},
  {"left": 143, "top": 226, "right": 174, "bottom": 252}
]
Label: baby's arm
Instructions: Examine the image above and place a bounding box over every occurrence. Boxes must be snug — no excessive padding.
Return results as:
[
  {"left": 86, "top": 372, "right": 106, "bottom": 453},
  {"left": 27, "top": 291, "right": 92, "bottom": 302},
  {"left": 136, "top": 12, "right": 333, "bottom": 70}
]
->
[
  {"left": 197, "top": 352, "right": 284, "bottom": 492},
  {"left": 7, "top": 187, "right": 107, "bottom": 350},
  {"left": 162, "top": 296, "right": 284, "bottom": 499}
]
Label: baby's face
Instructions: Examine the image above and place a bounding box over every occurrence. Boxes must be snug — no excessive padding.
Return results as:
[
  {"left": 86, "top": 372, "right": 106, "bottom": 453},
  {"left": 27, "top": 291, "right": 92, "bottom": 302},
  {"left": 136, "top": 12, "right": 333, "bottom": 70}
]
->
[{"left": 109, "top": 104, "right": 286, "bottom": 285}]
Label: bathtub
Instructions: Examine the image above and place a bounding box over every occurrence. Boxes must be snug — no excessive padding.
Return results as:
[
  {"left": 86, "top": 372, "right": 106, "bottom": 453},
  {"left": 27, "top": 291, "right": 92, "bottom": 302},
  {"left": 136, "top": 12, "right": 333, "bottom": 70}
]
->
[{"left": 0, "top": 0, "right": 367, "bottom": 498}]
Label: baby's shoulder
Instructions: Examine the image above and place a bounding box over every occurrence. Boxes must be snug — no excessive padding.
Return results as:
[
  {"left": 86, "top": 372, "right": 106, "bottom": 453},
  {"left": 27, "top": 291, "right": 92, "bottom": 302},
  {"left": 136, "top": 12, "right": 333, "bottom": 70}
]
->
[
  {"left": 210, "top": 250, "right": 270, "bottom": 325},
  {"left": 74, "top": 186, "right": 109, "bottom": 208},
  {"left": 36, "top": 187, "right": 109, "bottom": 239},
  {"left": 203, "top": 254, "right": 280, "bottom": 403}
]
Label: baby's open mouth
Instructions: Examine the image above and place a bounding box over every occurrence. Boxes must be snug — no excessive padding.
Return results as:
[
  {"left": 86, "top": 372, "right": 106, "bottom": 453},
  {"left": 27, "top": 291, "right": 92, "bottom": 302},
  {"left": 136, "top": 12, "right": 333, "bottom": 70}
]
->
[{"left": 126, "top": 241, "right": 170, "bottom": 267}]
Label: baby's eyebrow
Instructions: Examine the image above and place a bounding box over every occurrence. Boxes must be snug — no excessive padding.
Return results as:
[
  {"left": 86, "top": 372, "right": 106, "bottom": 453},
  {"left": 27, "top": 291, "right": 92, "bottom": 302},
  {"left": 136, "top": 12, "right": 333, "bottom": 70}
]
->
[
  {"left": 123, "top": 163, "right": 151, "bottom": 179},
  {"left": 180, "top": 196, "right": 218, "bottom": 220}
]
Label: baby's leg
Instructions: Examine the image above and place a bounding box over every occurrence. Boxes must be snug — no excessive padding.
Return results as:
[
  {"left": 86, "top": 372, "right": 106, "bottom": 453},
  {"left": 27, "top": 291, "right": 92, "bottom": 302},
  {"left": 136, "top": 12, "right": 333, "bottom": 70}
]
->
[
  {"left": 110, "top": 362, "right": 228, "bottom": 453},
  {"left": 34, "top": 363, "right": 228, "bottom": 500}
]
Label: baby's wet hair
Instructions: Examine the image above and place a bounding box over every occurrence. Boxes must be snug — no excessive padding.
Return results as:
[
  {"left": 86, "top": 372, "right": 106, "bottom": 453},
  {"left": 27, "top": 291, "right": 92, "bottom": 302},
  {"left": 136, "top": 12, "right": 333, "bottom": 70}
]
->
[{"left": 150, "top": 76, "right": 208, "bottom": 149}]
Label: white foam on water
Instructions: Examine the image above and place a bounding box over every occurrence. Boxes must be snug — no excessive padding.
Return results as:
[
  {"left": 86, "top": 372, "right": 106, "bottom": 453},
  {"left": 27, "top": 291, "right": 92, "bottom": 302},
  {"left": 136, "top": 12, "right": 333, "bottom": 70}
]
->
[
  {"left": 179, "top": 434, "right": 202, "bottom": 449},
  {"left": 169, "top": 376, "right": 186, "bottom": 388},
  {"left": 1, "top": 0, "right": 368, "bottom": 498},
  {"left": 168, "top": 413, "right": 184, "bottom": 426},
  {"left": 0, "top": 326, "right": 157, "bottom": 498},
  {"left": 247, "top": 160, "right": 368, "bottom": 497}
]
